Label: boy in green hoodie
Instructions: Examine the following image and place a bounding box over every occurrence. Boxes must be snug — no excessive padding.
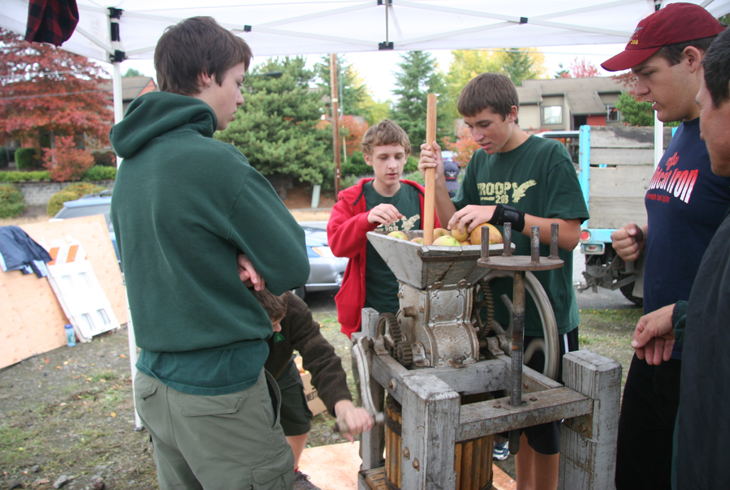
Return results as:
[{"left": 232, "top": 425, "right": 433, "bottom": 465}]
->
[{"left": 110, "top": 16, "right": 310, "bottom": 490}]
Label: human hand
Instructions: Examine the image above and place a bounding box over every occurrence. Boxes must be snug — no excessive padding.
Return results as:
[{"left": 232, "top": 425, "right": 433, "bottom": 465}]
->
[
  {"left": 631, "top": 304, "right": 675, "bottom": 365},
  {"left": 418, "top": 141, "right": 444, "bottom": 180},
  {"left": 448, "top": 205, "right": 497, "bottom": 236},
  {"left": 611, "top": 223, "right": 645, "bottom": 262},
  {"left": 368, "top": 203, "right": 403, "bottom": 226},
  {"left": 334, "top": 400, "right": 374, "bottom": 443},
  {"left": 237, "top": 254, "right": 265, "bottom": 291}
]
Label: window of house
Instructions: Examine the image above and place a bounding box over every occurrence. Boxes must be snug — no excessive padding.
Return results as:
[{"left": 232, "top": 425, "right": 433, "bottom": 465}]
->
[
  {"left": 606, "top": 104, "right": 620, "bottom": 123},
  {"left": 542, "top": 106, "right": 563, "bottom": 125}
]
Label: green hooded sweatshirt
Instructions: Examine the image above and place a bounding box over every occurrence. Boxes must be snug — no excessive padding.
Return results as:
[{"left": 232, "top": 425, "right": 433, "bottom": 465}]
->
[{"left": 110, "top": 92, "right": 310, "bottom": 395}]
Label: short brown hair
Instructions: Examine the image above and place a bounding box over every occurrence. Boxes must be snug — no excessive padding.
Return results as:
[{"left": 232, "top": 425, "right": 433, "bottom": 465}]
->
[
  {"left": 154, "top": 16, "right": 253, "bottom": 96},
  {"left": 360, "top": 119, "right": 411, "bottom": 156},
  {"left": 457, "top": 73, "right": 519, "bottom": 121},
  {"left": 251, "top": 289, "right": 288, "bottom": 322},
  {"left": 656, "top": 35, "right": 719, "bottom": 66},
  {"left": 703, "top": 28, "right": 730, "bottom": 108}
]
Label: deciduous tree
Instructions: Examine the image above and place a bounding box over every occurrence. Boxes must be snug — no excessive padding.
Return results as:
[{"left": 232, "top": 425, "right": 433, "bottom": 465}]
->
[
  {"left": 442, "top": 125, "right": 479, "bottom": 169},
  {"left": 0, "top": 28, "right": 112, "bottom": 147},
  {"left": 569, "top": 57, "right": 601, "bottom": 78}
]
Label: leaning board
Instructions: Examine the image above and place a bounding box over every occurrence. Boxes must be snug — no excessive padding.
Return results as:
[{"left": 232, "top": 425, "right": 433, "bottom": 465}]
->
[{"left": 0, "top": 215, "right": 126, "bottom": 369}]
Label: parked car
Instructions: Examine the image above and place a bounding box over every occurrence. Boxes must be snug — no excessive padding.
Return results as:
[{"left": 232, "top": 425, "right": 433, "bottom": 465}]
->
[
  {"left": 295, "top": 226, "right": 348, "bottom": 299},
  {"left": 53, "top": 195, "right": 348, "bottom": 298}
]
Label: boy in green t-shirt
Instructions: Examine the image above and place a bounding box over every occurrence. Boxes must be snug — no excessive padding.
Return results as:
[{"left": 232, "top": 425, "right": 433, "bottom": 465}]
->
[
  {"left": 328, "top": 119, "right": 438, "bottom": 338},
  {"left": 418, "top": 73, "right": 589, "bottom": 490}
]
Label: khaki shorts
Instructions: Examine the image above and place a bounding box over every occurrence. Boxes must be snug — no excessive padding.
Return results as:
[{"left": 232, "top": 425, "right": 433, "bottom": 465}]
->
[{"left": 135, "top": 369, "right": 294, "bottom": 489}]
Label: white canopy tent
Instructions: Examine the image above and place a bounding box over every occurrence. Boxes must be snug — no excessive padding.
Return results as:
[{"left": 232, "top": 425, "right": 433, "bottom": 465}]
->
[
  {"left": 3, "top": 0, "right": 730, "bottom": 124},
  {"left": 2, "top": 0, "right": 729, "bottom": 431}
]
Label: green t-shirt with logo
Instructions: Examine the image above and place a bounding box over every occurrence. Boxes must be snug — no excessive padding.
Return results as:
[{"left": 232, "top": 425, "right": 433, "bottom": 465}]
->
[
  {"left": 453, "top": 136, "right": 589, "bottom": 336},
  {"left": 363, "top": 181, "right": 422, "bottom": 316}
]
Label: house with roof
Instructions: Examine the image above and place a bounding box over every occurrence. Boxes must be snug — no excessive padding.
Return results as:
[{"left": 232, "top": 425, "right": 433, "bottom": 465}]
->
[
  {"left": 515, "top": 77, "right": 626, "bottom": 133},
  {"left": 100, "top": 76, "right": 158, "bottom": 115}
]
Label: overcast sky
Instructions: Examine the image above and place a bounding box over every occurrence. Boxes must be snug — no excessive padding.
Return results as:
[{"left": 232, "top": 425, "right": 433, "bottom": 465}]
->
[{"left": 113, "top": 44, "right": 627, "bottom": 102}]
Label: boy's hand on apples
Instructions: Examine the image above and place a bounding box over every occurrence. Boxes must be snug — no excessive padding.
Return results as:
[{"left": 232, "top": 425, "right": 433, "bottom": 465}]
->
[
  {"left": 448, "top": 205, "right": 496, "bottom": 234},
  {"left": 368, "top": 204, "right": 402, "bottom": 225}
]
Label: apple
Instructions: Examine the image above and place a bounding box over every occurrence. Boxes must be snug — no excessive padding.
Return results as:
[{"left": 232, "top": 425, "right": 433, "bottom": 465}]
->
[
  {"left": 470, "top": 223, "right": 503, "bottom": 245},
  {"left": 388, "top": 230, "right": 408, "bottom": 240},
  {"left": 433, "top": 235, "right": 461, "bottom": 247},
  {"left": 433, "top": 228, "right": 450, "bottom": 239},
  {"left": 450, "top": 227, "right": 470, "bottom": 241},
  {"left": 410, "top": 237, "right": 424, "bottom": 244},
  {"left": 460, "top": 239, "right": 472, "bottom": 246}
]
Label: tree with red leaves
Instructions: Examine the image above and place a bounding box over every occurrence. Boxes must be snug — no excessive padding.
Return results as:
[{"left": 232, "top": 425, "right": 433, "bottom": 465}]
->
[
  {"left": 569, "top": 57, "right": 601, "bottom": 78},
  {"left": 0, "top": 28, "right": 112, "bottom": 147},
  {"left": 442, "top": 125, "right": 480, "bottom": 169}
]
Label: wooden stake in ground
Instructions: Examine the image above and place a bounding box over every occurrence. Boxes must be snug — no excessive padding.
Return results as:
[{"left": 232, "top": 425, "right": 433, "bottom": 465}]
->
[{"left": 423, "top": 94, "right": 437, "bottom": 245}]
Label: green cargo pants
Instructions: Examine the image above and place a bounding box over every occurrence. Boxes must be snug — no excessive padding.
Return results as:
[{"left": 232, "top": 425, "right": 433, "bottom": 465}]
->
[{"left": 134, "top": 369, "right": 294, "bottom": 489}]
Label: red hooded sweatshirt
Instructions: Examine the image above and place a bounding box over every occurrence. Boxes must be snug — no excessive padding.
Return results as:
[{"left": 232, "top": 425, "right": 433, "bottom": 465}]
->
[{"left": 327, "top": 178, "right": 439, "bottom": 337}]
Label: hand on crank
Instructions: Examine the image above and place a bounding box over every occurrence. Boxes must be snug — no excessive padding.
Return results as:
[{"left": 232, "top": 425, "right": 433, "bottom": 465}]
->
[
  {"left": 631, "top": 304, "right": 675, "bottom": 365},
  {"left": 333, "top": 400, "right": 374, "bottom": 442},
  {"left": 237, "top": 254, "right": 265, "bottom": 291},
  {"left": 448, "top": 205, "right": 497, "bottom": 236},
  {"left": 611, "top": 223, "right": 646, "bottom": 262},
  {"left": 368, "top": 204, "right": 403, "bottom": 226}
]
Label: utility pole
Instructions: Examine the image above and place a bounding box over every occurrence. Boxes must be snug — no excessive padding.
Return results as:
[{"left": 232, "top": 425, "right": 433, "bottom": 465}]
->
[{"left": 330, "top": 54, "right": 341, "bottom": 198}]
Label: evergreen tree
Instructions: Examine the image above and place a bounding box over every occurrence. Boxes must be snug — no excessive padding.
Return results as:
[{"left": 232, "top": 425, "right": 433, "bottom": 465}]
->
[
  {"left": 500, "top": 48, "right": 545, "bottom": 86},
  {"left": 216, "top": 57, "right": 331, "bottom": 187},
  {"left": 390, "top": 51, "right": 449, "bottom": 148},
  {"left": 314, "top": 55, "right": 370, "bottom": 118}
]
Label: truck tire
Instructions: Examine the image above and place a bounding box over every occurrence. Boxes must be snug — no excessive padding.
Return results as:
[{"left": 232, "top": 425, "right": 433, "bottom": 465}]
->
[
  {"left": 620, "top": 283, "right": 643, "bottom": 308},
  {"left": 474, "top": 270, "right": 560, "bottom": 381}
]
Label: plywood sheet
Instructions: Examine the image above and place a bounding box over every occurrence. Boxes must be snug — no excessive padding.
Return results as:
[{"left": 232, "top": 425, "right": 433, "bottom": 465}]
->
[
  {"left": 0, "top": 215, "right": 126, "bottom": 369},
  {"left": 588, "top": 197, "right": 648, "bottom": 229}
]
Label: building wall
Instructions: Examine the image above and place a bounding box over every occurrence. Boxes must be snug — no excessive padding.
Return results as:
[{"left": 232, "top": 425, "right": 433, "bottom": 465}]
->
[
  {"left": 587, "top": 115, "right": 606, "bottom": 126},
  {"left": 540, "top": 96, "right": 569, "bottom": 131},
  {"left": 519, "top": 105, "right": 542, "bottom": 132}
]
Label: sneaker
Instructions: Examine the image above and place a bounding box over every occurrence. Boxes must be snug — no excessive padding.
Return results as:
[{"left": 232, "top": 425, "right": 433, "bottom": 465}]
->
[
  {"left": 493, "top": 440, "right": 509, "bottom": 461},
  {"left": 293, "top": 470, "right": 322, "bottom": 490}
]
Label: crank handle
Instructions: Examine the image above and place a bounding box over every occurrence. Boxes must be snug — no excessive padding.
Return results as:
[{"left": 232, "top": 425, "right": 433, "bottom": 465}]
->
[{"left": 333, "top": 412, "right": 385, "bottom": 434}]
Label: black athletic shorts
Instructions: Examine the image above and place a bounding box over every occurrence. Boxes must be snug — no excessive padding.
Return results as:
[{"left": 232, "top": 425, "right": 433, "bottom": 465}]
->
[
  {"left": 275, "top": 357, "right": 314, "bottom": 437},
  {"left": 521, "top": 327, "right": 579, "bottom": 455}
]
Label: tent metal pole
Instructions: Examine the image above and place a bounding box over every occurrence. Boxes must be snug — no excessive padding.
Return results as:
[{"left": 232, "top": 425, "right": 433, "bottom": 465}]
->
[{"left": 654, "top": 111, "right": 663, "bottom": 168}]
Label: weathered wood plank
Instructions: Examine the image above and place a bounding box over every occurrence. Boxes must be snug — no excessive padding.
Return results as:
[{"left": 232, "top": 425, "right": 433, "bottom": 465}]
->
[
  {"left": 401, "top": 375, "right": 460, "bottom": 490},
  {"left": 590, "top": 148, "right": 656, "bottom": 166},
  {"left": 458, "top": 387, "right": 592, "bottom": 441},
  {"left": 587, "top": 197, "right": 648, "bottom": 229},
  {"left": 559, "top": 350, "right": 622, "bottom": 490},
  {"left": 589, "top": 126, "right": 673, "bottom": 149},
  {"left": 361, "top": 307, "right": 380, "bottom": 339},
  {"left": 589, "top": 166, "right": 655, "bottom": 198}
]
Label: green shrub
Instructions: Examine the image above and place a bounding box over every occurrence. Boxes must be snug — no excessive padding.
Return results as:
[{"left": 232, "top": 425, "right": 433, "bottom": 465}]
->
[
  {"left": 92, "top": 151, "right": 117, "bottom": 167},
  {"left": 402, "top": 170, "right": 425, "bottom": 186},
  {"left": 0, "top": 171, "right": 51, "bottom": 183},
  {"left": 15, "top": 148, "right": 43, "bottom": 170},
  {"left": 0, "top": 150, "right": 8, "bottom": 169},
  {"left": 340, "top": 174, "right": 362, "bottom": 190},
  {"left": 83, "top": 165, "right": 117, "bottom": 181},
  {"left": 404, "top": 155, "right": 419, "bottom": 173},
  {"left": 46, "top": 182, "right": 107, "bottom": 216},
  {"left": 340, "top": 151, "right": 369, "bottom": 178},
  {"left": 0, "top": 184, "right": 27, "bottom": 218}
]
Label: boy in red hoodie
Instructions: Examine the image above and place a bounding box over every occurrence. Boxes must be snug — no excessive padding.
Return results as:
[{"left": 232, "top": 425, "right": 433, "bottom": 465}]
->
[{"left": 327, "top": 119, "right": 438, "bottom": 338}]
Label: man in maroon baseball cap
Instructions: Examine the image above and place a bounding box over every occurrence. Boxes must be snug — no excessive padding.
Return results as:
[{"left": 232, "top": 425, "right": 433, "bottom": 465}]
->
[{"left": 602, "top": 4, "right": 730, "bottom": 490}]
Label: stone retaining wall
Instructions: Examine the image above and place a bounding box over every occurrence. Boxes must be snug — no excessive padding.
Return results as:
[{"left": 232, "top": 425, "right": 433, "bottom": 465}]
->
[{"left": 16, "top": 180, "right": 115, "bottom": 206}]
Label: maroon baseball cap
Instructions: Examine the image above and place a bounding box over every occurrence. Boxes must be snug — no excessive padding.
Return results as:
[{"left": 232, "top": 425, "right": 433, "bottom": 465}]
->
[{"left": 601, "top": 3, "right": 725, "bottom": 72}]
